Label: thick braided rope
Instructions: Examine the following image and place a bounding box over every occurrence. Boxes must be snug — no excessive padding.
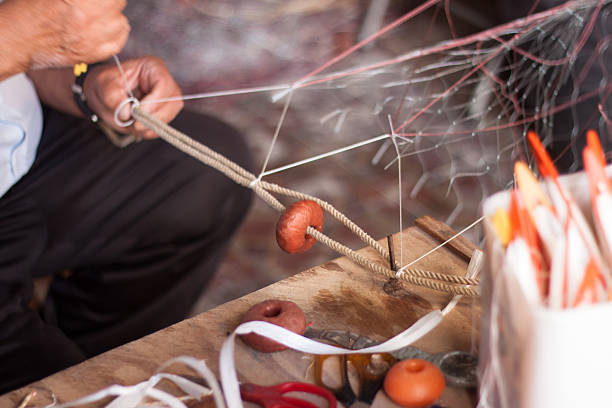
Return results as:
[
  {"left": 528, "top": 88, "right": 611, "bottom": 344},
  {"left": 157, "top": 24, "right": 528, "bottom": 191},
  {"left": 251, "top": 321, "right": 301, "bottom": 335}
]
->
[
  {"left": 134, "top": 105, "right": 389, "bottom": 258},
  {"left": 131, "top": 106, "right": 479, "bottom": 296},
  {"left": 135, "top": 107, "right": 254, "bottom": 181},
  {"left": 134, "top": 107, "right": 288, "bottom": 213},
  {"left": 260, "top": 181, "right": 391, "bottom": 263},
  {"left": 306, "top": 227, "right": 479, "bottom": 296},
  {"left": 400, "top": 268, "right": 479, "bottom": 286}
]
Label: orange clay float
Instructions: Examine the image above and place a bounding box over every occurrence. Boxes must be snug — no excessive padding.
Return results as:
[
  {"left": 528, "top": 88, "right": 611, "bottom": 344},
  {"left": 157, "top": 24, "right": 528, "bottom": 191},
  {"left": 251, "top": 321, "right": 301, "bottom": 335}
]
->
[
  {"left": 239, "top": 299, "right": 306, "bottom": 353},
  {"left": 383, "top": 359, "right": 445, "bottom": 408},
  {"left": 276, "top": 200, "right": 324, "bottom": 254}
]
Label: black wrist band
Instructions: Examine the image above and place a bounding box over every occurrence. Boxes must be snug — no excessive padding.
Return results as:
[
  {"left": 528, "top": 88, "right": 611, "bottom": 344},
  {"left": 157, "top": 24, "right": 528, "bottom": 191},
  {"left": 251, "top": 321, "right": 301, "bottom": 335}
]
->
[{"left": 72, "top": 62, "right": 102, "bottom": 123}]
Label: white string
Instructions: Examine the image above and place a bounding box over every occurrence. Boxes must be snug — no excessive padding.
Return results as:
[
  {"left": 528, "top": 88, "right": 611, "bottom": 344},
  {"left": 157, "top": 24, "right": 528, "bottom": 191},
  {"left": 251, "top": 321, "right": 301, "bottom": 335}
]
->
[
  {"left": 388, "top": 115, "right": 404, "bottom": 270},
  {"left": 260, "top": 133, "right": 391, "bottom": 177},
  {"left": 108, "top": 2, "right": 578, "bottom": 110},
  {"left": 112, "top": 55, "right": 135, "bottom": 99},
  {"left": 398, "top": 215, "right": 485, "bottom": 274},
  {"left": 140, "top": 84, "right": 292, "bottom": 106},
  {"left": 256, "top": 89, "right": 294, "bottom": 182},
  {"left": 123, "top": 2, "right": 582, "bottom": 109},
  {"left": 110, "top": 54, "right": 139, "bottom": 129}
]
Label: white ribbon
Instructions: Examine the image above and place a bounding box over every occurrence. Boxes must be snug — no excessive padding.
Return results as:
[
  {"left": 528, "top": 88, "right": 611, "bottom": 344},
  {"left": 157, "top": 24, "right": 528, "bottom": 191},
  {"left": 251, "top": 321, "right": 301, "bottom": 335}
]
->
[
  {"left": 38, "top": 310, "right": 445, "bottom": 408},
  {"left": 52, "top": 357, "right": 217, "bottom": 408},
  {"left": 219, "top": 310, "right": 444, "bottom": 408}
]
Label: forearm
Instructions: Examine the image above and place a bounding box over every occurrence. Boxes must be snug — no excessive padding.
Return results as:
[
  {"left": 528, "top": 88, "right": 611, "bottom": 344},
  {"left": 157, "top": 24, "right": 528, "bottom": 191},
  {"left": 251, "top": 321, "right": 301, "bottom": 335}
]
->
[
  {"left": 0, "top": 0, "right": 130, "bottom": 82},
  {"left": 27, "top": 68, "right": 82, "bottom": 118},
  {"left": 0, "top": 0, "right": 35, "bottom": 81}
]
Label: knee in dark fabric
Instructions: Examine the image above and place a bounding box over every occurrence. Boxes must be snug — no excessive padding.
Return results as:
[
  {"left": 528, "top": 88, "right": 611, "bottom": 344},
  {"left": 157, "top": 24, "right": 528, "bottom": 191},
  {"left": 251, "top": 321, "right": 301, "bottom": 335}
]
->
[{"left": 157, "top": 109, "right": 254, "bottom": 241}]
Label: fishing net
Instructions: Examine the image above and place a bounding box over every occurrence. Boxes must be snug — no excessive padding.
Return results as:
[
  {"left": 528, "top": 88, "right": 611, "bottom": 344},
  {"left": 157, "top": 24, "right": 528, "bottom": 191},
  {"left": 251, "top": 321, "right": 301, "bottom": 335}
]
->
[{"left": 121, "top": 0, "right": 612, "bottom": 295}]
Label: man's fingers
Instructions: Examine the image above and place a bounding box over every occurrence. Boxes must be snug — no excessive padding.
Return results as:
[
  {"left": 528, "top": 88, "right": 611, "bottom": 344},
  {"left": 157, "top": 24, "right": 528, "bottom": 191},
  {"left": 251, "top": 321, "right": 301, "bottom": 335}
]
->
[
  {"left": 129, "top": 96, "right": 183, "bottom": 139},
  {"left": 129, "top": 106, "right": 160, "bottom": 139},
  {"left": 84, "top": 57, "right": 183, "bottom": 138},
  {"left": 118, "top": 103, "right": 132, "bottom": 123},
  {"left": 132, "top": 58, "right": 183, "bottom": 136}
]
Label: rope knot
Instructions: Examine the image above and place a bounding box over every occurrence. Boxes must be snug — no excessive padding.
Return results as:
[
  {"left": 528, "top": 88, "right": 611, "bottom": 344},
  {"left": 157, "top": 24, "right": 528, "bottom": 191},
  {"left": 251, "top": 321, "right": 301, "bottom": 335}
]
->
[{"left": 248, "top": 177, "right": 262, "bottom": 189}]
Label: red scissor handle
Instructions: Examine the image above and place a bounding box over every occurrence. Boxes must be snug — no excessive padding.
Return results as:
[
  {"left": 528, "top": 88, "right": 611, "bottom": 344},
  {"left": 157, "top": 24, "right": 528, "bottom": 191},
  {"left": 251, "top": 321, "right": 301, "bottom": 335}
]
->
[{"left": 241, "top": 382, "right": 337, "bottom": 408}]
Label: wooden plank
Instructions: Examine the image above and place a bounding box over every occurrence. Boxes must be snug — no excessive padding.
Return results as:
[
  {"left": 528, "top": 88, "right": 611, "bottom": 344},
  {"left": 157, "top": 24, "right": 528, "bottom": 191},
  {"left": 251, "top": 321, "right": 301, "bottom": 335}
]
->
[
  {"left": 1, "top": 225, "right": 480, "bottom": 408},
  {"left": 415, "top": 215, "right": 479, "bottom": 262}
]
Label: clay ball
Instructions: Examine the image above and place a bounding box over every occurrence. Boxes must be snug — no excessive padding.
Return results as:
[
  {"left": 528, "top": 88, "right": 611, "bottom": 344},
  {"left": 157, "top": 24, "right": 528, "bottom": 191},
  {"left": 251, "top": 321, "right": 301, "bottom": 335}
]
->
[
  {"left": 240, "top": 299, "right": 307, "bottom": 352},
  {"left": 276, "top": 200, "right": 324, "bottom": 254},
  {"left": 383, "top": 359, "right": 446, "bottom": 408}
]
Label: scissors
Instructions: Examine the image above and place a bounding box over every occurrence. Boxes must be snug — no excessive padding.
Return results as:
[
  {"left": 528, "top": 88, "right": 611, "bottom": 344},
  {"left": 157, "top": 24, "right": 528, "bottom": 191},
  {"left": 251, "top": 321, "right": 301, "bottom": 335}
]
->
[{"left": 240, "top": 382, "right": 337, "bottom": 408}]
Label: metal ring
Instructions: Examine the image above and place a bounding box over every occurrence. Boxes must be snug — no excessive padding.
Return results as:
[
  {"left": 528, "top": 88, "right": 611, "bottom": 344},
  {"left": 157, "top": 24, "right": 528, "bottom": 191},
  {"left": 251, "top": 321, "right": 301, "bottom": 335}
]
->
[
  {"left": 437, "top": 350, "right": 478, "bottom": 388},
  {"left": 113, "top": 97, "right": 140, "bottom": 128}
]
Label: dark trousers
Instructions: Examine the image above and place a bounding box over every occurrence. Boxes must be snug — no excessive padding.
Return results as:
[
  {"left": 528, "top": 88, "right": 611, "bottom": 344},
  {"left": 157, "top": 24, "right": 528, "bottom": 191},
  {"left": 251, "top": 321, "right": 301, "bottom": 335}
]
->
[{"left": 0, "top": 108, "right": 253, "bottom": 393}]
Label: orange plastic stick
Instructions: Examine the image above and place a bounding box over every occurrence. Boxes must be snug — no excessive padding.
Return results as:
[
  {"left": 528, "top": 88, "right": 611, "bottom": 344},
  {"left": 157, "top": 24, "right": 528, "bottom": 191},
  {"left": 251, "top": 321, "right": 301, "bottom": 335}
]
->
[
  {"left": 514, "top": 161, "right": 553, "bottom": 213},
  {"left": 573, "top": 259, "right": 599, "bottom": 306},
  {"left": 584, "top": 147, "right": 610, "bottom": 197},
  {"left": 583, "top": 146, "right": 612, "bottom": 289},
  {"left": 527, "top": 131, "right": 559, "bottom": 179},
  {"left": 509, "top": 189, "right": 545, "bottom": 295},
  {"left": 586, "top": 129, "right": 606, "bottom": 166}
]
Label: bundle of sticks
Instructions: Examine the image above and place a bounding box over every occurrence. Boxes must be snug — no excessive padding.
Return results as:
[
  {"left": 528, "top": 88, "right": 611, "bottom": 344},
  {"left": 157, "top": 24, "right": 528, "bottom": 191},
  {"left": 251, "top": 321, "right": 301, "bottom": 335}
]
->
[{"left": 489, "top": 130, "right": 612, "bottom": 308}]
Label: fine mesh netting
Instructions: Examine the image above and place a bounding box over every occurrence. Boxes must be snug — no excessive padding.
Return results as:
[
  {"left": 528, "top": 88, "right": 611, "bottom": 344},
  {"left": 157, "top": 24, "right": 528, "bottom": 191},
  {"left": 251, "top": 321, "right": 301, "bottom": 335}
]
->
[
  {"left": 272, "top": 0, "right": 612, "bottom": 227},
  {"left": 123, "top": 0, "right": 612, "bottom": 258}
]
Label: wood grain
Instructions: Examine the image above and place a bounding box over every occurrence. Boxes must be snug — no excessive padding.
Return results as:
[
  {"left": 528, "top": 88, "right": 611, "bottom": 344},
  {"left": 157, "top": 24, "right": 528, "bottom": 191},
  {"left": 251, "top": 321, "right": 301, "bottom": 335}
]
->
[{"left": 1, "top": 225, "right": 480, "bottom": 408}]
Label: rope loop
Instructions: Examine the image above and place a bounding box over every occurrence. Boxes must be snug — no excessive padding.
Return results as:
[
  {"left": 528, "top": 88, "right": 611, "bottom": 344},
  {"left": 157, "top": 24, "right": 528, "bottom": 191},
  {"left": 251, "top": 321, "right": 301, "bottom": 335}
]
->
[{"left": 114, "top": 97, "right": 141, "bottom": 127}]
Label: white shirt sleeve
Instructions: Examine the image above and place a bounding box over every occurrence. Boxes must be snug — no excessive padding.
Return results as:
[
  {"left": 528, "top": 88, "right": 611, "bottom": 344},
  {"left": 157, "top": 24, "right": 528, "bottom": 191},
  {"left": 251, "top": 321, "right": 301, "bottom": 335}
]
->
[{"left": 0, "top": 73, "right": 43, "bottom": 197}]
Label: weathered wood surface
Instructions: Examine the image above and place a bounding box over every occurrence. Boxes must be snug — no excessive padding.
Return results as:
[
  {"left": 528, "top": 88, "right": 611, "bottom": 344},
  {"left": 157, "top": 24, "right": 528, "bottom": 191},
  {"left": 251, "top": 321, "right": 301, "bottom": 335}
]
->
[{"left": 1, "top": 217, "right": 481, "bottom": 408}]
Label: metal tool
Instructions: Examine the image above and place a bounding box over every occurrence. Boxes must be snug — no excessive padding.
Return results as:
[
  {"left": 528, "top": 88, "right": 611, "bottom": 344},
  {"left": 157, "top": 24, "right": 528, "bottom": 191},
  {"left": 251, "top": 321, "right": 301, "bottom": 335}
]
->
[
  {"left": 387, "top": 234, "right": 398, "bottom": 271},
  {"left": 313, "top": 352, "right": 395, "bottom": 406},
  {"left": 240, "top": 382, "right": 337, "bottom": 408},
  {"left": 307, "top": 328, "right": 393, "bottom": 406},
  {"left": 306, "top": 328, "right": 478, "bottom": 390}
]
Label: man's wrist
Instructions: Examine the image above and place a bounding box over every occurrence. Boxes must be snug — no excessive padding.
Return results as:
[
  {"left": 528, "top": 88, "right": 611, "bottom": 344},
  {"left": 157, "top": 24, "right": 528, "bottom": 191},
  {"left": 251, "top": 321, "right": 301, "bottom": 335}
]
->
[{"left": 72, "top": 63, "right": 102, "bottom": 123}]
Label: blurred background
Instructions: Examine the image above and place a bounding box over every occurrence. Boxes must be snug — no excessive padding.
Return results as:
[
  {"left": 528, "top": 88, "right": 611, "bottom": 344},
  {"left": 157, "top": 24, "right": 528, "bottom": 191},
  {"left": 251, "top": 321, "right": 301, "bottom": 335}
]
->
[{"left": 118, "top": 0, "right": 602, "bottom": 313}]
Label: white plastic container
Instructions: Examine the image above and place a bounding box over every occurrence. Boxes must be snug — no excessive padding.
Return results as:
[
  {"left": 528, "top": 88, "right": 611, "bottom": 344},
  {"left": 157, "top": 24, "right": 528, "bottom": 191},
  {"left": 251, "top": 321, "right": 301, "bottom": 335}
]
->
[{"left": 478, "top": 169, "right": 612, "bottom": 408}]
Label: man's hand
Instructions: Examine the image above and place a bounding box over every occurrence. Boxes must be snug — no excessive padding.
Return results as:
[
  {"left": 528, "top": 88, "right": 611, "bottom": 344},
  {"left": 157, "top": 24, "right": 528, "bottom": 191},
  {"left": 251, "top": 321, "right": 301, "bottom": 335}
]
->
[
  {"left": 31, "top": 0, "right": 130, "bottom": 68},
  {"left": 1, "top": 0, "right": 130, "bottom": 78},
  {"left": 84, "top": 57, "right": 184, "bottom": 139}
]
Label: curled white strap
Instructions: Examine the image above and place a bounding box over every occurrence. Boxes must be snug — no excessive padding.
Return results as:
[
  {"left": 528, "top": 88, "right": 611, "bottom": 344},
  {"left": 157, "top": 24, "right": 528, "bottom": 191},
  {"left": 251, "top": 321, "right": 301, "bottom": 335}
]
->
[
  {"left": 53, "top": 383, "right": 150, "bottom": 408},
  {"left": 144, "top": 388, "right": 187, "bottom": 408},
  {"left": 44, "top": 311, "right": 445, "bottom": 408},
  {"left": 52, "top": 357, "right": 217, "bottom": 408},
  {"left": 105, "top": 379, "right": 157, "bottom": 408},
  {"left": 156, "top": 373, "right": 211, "bottom": 399},
  {"left": 114, "top": 97, "right": 141, "bottom": 128},
  {"left": 220, "top": 310, "right": 443, "bottom": 408},
  {"left": 158, "top": 356, "right": 226, "bottom": 408}
]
